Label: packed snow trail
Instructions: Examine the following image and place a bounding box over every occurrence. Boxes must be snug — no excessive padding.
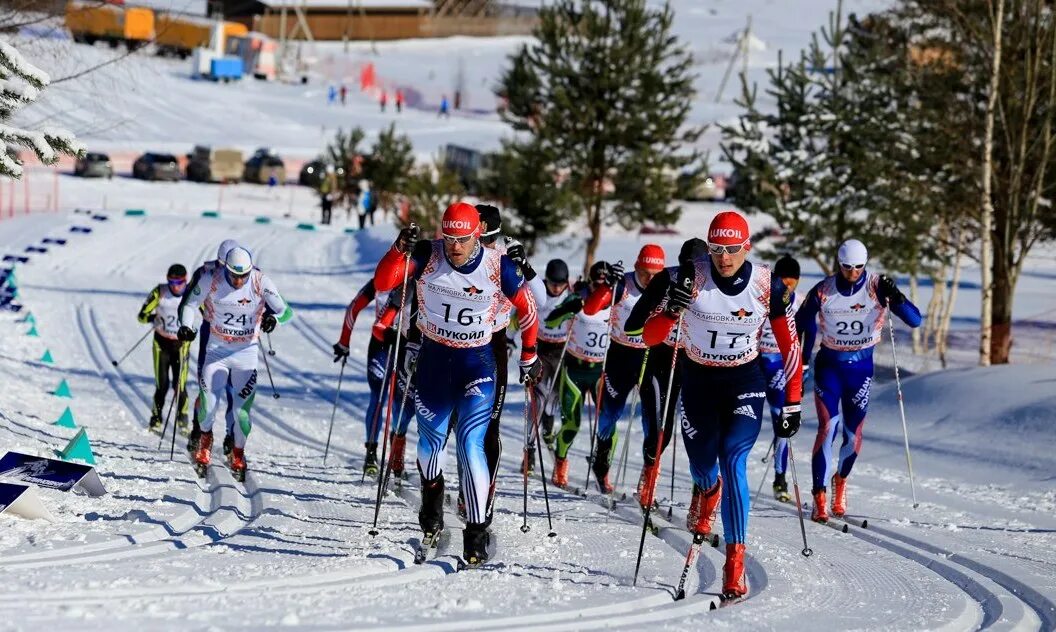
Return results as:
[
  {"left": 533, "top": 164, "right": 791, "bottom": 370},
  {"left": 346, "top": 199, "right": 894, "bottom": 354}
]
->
[{"left": 1, "top": 212, "right": 1053, "bottom": 630}]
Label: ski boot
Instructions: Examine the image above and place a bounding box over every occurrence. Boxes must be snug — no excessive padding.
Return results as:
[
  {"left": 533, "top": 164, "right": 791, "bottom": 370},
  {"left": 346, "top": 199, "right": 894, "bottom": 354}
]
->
[
  {"left": 687, "top": 479, "right": 722, "bottom": 536},
  {"left": 592, "top": 437, "right": 615, "bottom": 494},
  {"left": 186, "top": 416, "right": 201, "bottom": 453},
  {"left": 364, "top": 443, "right": 379, "bottom": 478},
  {"left": 457, "top": 490, "right": 467, "bottom": 523},
  {"left": 772, "top": 472, "right": 791, "bottom": 503},
  {"left": 482, "top": 481, "right": 497, "bottom": 529},
  {"left": 419, "top": 471, "right": 445, "bottom": 536},
  {"left": 149, "top": 413, "right": 162, "bottom": 433},
  {"left": 811, "top": 489, "right": 829, "bottom": 523},
  {"left": 636, "top": 460, "right": 660, "bottom": 510},
  {"left": 176, "top": 414, "right": 189, "bottom": 436},
  {"left": 389, "top": 434, "right": 407, "bottom": 479},
  {"left": 229, "top": 447, "right": 247, "bottom": 482},
  {"left": 222, "top": 433, "right": 234, "bottom": 457},
  {"left": 551, "top": 456, "right": 569, "bottom": 488},
  {"left": 722, "top": 543, "right": 749, "bottom": 600},
  {"left": 541, "top": 413, "right": 556, "bottom": 450},
  {"left": 831, "top": 474, "right": 848, "bottom": 517},
  {"left": 193, "top": 431, "right": 213, "bottom": 478},
  {"left": 461, "top": 522, "right": 490, "bottom": 568}
]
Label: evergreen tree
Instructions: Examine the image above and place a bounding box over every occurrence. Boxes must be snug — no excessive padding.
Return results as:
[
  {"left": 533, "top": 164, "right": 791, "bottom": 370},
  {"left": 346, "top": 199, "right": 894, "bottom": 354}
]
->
[
  {"left": 325, "top": 126, "right": 366, "bottom": 209},
  {"left": 403, "top": 158, "right": 464, "bottom": 235},
  {"left": 363, "top": 123, "right": 414, "bottom": 216}
]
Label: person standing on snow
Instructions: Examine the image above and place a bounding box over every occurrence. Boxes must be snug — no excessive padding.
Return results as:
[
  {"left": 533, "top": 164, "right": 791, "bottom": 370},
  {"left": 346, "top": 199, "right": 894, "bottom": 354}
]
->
[
  {"left": 372, "top": 202, "right": 541, "bottom": 566},
  {"left": 319, "top": 165, "right": 337, "bottom": 226},
  {"left": 640, "top": 211, "right": 803, "bottom": 600},
  {"left": 138, "top": 264, "right": 192, "bottom": 433},
  {"left": 577, "top": 244, "right": 666, "bottom": 493},
  {"left": 178, "top": 247, "right": 294, "bottom": 481},
  {"left": 526, "top": 258, "right": 571, "bottom": 468},
  {"left": 357, "top": 180, "right": 374, "bottom": 230},
  {"left": 760, "top": 254, "right": 804, "bottom": 503},
  {"left": 797, "top": 239, "right": 921, "bottom": 523}
]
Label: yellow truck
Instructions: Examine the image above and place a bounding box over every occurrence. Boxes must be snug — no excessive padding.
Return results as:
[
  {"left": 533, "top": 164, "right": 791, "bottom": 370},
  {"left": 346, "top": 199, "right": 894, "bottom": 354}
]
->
[
  {"left": 66, "top": 2, "right": 154, "bottom": 49},
  {"left": 156, "top": 15, "right": 249, "bottom": 59}
]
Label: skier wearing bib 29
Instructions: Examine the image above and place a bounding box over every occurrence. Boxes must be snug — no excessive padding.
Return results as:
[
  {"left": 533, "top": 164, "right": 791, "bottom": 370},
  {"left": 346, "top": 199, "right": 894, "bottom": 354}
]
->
[
  {"left": 372, "top": 202, "right": 541, "bottom": 566},
  {"left": 138, "top": 264, "right": 192, "bottom": 433},
  {"left": 642, "top": 211, "right": 802, "bottom": 600},
  {"left": 178, "top": 247, "right": 294, "bottom": 481},
  {"left": 796, "top": 239, "right": 921, "bottom": 522}
]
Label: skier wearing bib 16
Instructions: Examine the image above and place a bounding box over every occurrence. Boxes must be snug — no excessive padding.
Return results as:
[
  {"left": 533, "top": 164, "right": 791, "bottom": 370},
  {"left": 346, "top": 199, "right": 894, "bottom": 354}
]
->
[
  {"left": 178, "top": 247, "right": 294, "bottom": 481},
  {"left": 760, "top": 255, "right": 803, "bottom": 502},
  {"left": 138, "top": 264, "right": 192, "bottom": 432},
  {"left": 796, "top": 239, "right": 921, "bottom": 522},
  {"left": 642, "top": 211, "right": 802, "bottom": 599},
  {"left": 578, "top": 244, "right": 666, "bottom": 493},
  {"left": 372, "top": 202, "right": 541, "bottom": 566}
]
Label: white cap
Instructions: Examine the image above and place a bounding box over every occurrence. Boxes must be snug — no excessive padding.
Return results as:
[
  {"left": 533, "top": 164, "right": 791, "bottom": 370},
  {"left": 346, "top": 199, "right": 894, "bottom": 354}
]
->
[
  {"left": 837, "top": 239, "right": 868, "bottom": 267},
  {"left": 225, "top": 247, "right": 253, "bottom": 276},
  {"left": 217, "top": 239, "right": 240, "bottom": 262}
]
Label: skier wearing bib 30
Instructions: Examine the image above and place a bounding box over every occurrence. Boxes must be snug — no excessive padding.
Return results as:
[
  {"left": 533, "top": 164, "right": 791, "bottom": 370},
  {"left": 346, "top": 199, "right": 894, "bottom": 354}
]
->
[
  {"left": 178, "top": 247, "right": 294, "bottom": 481},
  {"left": 138, "top": 264, "right": 192, "bottom": 432},
  {"left": 543, "top": 259, "right": 620, "bottom": 488},
  {"left": 578, "top": 244, "right": 666, "bottom": 493},
  {"left": 760, "top": 255, "right": 803, "bottom": 502},
  {"left": 797, "top": 239, "right": 921, "bottom": 522},
  {"left": 372, "top": 202, "right": 541, "bottom": 566},
  {"left": 642, "top": 211, "right": 802, "bottom": 600}
]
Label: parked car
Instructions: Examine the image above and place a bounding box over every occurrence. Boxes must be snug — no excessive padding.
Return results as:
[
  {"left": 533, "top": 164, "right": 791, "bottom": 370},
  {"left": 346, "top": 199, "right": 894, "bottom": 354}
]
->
[
  {"left": 677, "top": 170, "right": 727, "bottom": 201},
  {"left": 243, "top": 148, "right": 285, "bottom": 184},
  {"left": 186, "top": 146, "right": 243, "bottom": 183},
  {"left": 132, "top": 152, "right": 181, "bottom": 181},
  {"left": 74, "top": 152, "right": 113, "bottom": 178},
  {"left": 443, "top": 144, "right": 496, "bottom": 195},
  {"left": 299, "top": 158, "right": 345, "bottom": 188}
]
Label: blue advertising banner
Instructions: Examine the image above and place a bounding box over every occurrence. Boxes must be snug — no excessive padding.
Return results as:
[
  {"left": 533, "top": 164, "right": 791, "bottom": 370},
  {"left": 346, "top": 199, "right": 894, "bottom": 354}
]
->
[{"left": 0, "top": 451, "right": 106, "bottom": 496}]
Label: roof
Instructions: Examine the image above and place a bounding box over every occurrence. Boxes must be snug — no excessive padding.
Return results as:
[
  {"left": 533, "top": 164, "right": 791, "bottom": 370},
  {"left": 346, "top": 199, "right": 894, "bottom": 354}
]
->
[{"left": 258, "top": 0, "right": 432, "bottom": 9}]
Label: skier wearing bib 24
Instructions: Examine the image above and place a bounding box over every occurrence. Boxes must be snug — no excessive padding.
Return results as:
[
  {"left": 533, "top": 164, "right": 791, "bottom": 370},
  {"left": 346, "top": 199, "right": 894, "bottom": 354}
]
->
[
  {"left": 578, "top": 244, "right": 666, "bottom": 493},
  {"left": 642, "top": 211, "right": 802, "bottom": 599},
  {"left": 797, "top": 239, "right": 921, "bottom": 522},
  {"left": 178, "top": 247, "right": 294, "bottom": 481},
  {"left": 372, "top": 202, "right": 541, "bottom": 566},
  {"left": 138, "top": 264, "right": 192, "bottom": 432}
]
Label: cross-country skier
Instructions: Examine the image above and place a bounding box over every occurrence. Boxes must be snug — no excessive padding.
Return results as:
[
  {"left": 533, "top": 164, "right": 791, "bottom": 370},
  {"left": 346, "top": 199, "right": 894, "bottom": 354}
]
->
[
  {"left": 526, "top": 258, "right": 572, "bottom": 470},
  {"left": 372, "top": 202, "right": 541, "bottom": 566},
  {"left": 577, "top": 244, "right": 666, "bottom": 492},
  {"left": 379, "top": 281, "right": 418, "bottom": 482},
  {"left": 138, "top": 264, "right": 192, "bottom": 432},
  {"left": 760, "top": 254, "right": 803, "bottom": 502},
  {"left": 543, "top": 260, "right": 620, "bottom": 488},
  {"left": 186, "top": 239, "right": 240, "bottom": 454},
  {"left": 641, "top": 211, "right": 803, "bottom": 600},
  {"left": 797, "top": 239, "right": 921, "bottom": 522},
  {"left": 623, "top": 238, "right": 708, "bottom": 508},
  {"left": 178, "top": 247, "right": 294, "bottom": 481},
  {"left": 332, "top": 278, "right": 391, "bottom": 476}
]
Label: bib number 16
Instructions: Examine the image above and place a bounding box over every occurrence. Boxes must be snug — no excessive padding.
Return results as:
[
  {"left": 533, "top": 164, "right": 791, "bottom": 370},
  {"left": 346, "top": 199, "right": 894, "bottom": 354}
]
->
[{"left": 442, "top": 303, "right": 482, "bottom": 326}]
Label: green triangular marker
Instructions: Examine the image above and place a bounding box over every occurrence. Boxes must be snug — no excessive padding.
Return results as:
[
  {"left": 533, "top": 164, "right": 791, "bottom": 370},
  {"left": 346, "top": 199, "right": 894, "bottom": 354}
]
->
[
  {"left": 18, "top": 312, "right": 34, "bottom": 324},
  {"left": 26, "top": 325, "right": 39, "bottom": 337},
  {"left": 40, "top": 349, "right": 54, "bottom": 364},
  {"left": 53, "top": 379, "right": 72, "bottom": 398},
  {"left": 53, "top": 407, "right": 76, "bottom": 428},
  {"left": 55, "top": 427, "right": 95, "bottom": 465}
]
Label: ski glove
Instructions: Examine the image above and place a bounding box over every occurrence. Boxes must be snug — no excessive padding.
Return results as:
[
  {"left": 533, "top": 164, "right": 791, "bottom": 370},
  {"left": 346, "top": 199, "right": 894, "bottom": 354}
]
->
[
  {"left": 137, "top": 310, "right": 154, "bottom": 325},
  {"left": 878, "top": 274, "right": 904, "bottom": 306},
  {"left": 403, "top": 341, "right": 421, "bottom": 377},
  {"left": 605, "top": 261, "right": 624, "bottom": 286},
  {"left": 777, "top": 403, "right": 801, "bottom": 438},
  {"left": 519, "top": 355, "right": 542, "bottom": 385},
  {"left": 665, "top": 265, "right": 695, "bottom": 315},
  {"left": 505, "top": 240, "right": 537, "bottom": 281},
  {"left": 177, "top": 326, "right": 196, "bottom": 342},
  {"left": 332, "top": 342, "right": 350, "bottom": 363},
  {"left": 395, "top": 223, "right": 421, "bottom": 254},
  {"left": 261, "top": 313, "right": 277, "bottom": 333}
]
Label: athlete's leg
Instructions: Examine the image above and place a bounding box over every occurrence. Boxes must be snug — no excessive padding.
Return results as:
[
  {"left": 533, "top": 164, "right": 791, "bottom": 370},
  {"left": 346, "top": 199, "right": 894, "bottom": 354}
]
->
[
  {"left": 198, "top": 348, "right": 231, "bottom": 435},
  {"left": 555, "top": 360, "right": 601, "bottom": 459},
  {"left": 836, "top": 360, "right": 874, "bottom": 479},
  {"left": 761, "top": 353, "right": 789, "bottom": 474},
  {"left": 455, "top": 346, "right": 498, "bottom": 526},
  {"left": 811, "top": 355, "right": 844, "bottom": 492},
  {"left": 228, "top": 346, "right": 259, "bottom": 450},
  {"left": 484, "top": 331, "right": 508, "bottom": 486},
  {"left": 191, "top": 324, "right": 211, "bottom": 432},
  {"left": 717, "top": 371, "right": 766, "bottom": 544},
  {"left": 677, "top": 362, "right": 722, "bottom": 493},
  {"left": 363, "top": 336, "right": 390, "bottom": 444},
  {"left": 639, "top": 344, "right": 676, "bottom": 465},
  {"left": 176, "top": 341, "right": 191, "bottom": 418},
  {"left": 151, "top": 336, "right": 170, "bottom": 418}
]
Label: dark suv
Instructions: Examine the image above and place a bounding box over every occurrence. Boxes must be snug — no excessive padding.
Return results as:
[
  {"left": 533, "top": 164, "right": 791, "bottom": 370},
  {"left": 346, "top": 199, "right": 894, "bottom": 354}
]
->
[
  {"left": 74, "top": 152, "right": 113, "bottom": 178},
  {"left": 132, "top": 152, "right": 181, "bottom": 181}
]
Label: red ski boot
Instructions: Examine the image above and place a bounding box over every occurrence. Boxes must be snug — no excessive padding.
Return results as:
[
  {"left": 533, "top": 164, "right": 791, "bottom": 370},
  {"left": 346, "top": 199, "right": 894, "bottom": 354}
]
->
[
  {"left": 389, "top": 434, "right": 407, "bottom": 478},
  {"left": 552, "top": 456, "right": 569, "bottom": 487},
  {"left": 686, "top": 479, "right": 722, "bottom": 536},
  {"left": 831, "top": 474, "right": 847, "bottom": 517},
  {"left": 636, "top": 461, "right": 660, "bottom": 510},
  {"left": 193, "top": 431, "right": 213, "bottom": 478},
  {"left": 811, "top": 489, "right": 829, "bottom": 523},
  {"left": 722, "top": 543, "right": 749, "bottom": 600},
  {"left": 229, "top": 447, "right": 247, "bottom": 482}
]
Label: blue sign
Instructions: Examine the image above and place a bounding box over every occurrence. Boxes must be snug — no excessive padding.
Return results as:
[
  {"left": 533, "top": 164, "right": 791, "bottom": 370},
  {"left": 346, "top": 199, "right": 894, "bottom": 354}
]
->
[
  {"left": 0, "top": 481, "right": 29, "bottom": 513},
  {"left": 0, "top": 451, "right": 95, "bottom": 492}
]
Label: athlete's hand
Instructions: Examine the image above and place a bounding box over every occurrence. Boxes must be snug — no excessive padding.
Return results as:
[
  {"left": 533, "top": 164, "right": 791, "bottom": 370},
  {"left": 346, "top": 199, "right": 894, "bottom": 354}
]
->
[
  {"left": 261, "top": 313, "right": 277, "bottom": 333},
  {"left": 177, "top": 326, "right": 196, "bottom": 342},
  {"left": 878, "top": 274, "right": 904, "bottom": 306},
  {"left": 395, "top": 223, "right": 421, "bottom": 254},
  {"left": 665, "top": 263, "right": 694, "bottom": 315},
  {"left": 605, "top": 261, "right": 624, "bottom": 286},
  {"left": 403, "top": 341, "right": 421, "bottom": 376},
  {"left": 137, "top": 310, "right": 153, "bottom": 325},
  {"left": 519, "top": 355, "right": 542, "bottom": 385},
  {"left": 777, "top": 403, "right": 801, "bottom": 438},
  {"left": 505, "top": 239, "right": 526, "bottom": 265},
  {"left": 332, "top": 342, "right": 350, "bottom": 363}
]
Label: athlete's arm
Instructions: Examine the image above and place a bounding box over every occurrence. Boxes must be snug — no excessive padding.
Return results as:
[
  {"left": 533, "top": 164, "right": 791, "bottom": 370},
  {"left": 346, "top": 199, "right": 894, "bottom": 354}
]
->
[
  {"left": 877, "top": 275, "right": 923, "bottom": 328},
  {"left": 583, "top": 276, "right": 624, "bottom": 315},
  {"left": 769, "top": 275, "right": 803, "bottom": 403},
  {"left": 138, "top": 285, "right": 161, "bottom": 324},
  {"left": 795, "top": 281, "right": 823, "bottom": 365},
  {"left": 261, "top": 275, "right": 294, "bottom": 326},
  {"left": 178, "top": 269, "right": 207, "bottom": 329},
  {"left": 373, "top": 239, "right": 430, "bottom": 292},
  {"left": 338, "top": 279, "right": 377, "bottom": 346},
  {"left": 500, "top": 255, "right": 539, "bottom": 363}
]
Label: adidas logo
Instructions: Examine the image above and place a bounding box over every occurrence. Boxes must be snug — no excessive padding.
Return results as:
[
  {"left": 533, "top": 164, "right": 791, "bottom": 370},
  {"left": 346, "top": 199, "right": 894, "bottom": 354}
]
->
[
  {"left": 466, "top": 386, "right": 485, "bottom": 398},
  {"left": 732, "top": 404, "right": 757, "bottom": 420}
]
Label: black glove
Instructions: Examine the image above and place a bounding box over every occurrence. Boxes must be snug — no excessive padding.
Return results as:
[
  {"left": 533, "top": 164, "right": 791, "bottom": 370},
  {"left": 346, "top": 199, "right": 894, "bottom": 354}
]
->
[
  {"left": 177, "top": 326, "right": 196, "bottom": 342},
  {"left": 333, "top": 342, "right": 350, "bottom": 363},
  {"left": 665, "top": 262, "right": 695, "bottom": 315},
  {"left": 605, "top": 261, "right": 624, "bottom": 286},
  {"left": 776, "top": 403, "right": 801, "bottom": 438},
  {"left": 878, "top": 274, "right": 904, "bottom": 306},
  {"left": 403, "top": 341, "right": 421, "bottom": 377},
  {"left": 395, "top": 223, "right": 421, "bottom": 254},
  {"left": 261, "top": 313, "right": 277, "bottom": 333},
  {"left": 519, "top": 355, "right": 542, "bottom": 385},
  {"left": 505, "top": 240, "right": 537, "bottom": 281}
]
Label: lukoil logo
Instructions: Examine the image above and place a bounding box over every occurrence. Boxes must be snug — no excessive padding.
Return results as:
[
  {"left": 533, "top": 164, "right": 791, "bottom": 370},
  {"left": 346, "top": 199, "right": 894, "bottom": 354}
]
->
[
  {"left": 709, "top": 228, "right": 743, "bottom": 240},
  {"left": 443, "top": 219, "right": 475, "bottom": 230}
]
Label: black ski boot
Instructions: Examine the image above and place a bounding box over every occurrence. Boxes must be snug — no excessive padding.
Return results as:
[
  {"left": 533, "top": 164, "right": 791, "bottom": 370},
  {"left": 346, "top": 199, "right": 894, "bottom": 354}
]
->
[
  {"left": 461, "top": 522, "right": 490, "bottom": 568},
  {"left": 772, "top": 471, "right": 791, "bottom": 503},
  {"left": 418, "top": 471, "right": 445, "bottom": 536},
  {"left": 592, "top": 436, "right": 615, "bottom": 494},
  {"left": 176, "top": 414, "right": 189, "bottom": 435},
  {"left": 364, "top": 443, "right": 379, "bottom": 478},
  {"left": 149, "top": 412, "right": 162, "bottom": 432},
  {"left": 222, "top": 433, "right": 234, "bottom": 457}
]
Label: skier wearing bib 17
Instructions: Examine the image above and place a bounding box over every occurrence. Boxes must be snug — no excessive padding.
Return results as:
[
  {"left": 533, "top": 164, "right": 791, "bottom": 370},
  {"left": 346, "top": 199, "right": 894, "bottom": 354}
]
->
[
  {"left": 796, "top": 239, "right": 921, "bottom": 522},
  {"left": 372, "top": 202, "right": 541, "bottom": 567},
  {"left": 178, "top": 247, "right": 294, "bottom": 481},
  {"left": 138, "top": 264, "right": 192, "bottom": 432},
  {"left": 642, "top": 211, "right": 802, "bottom": 600},
  {"left": 578, "top": 244, "right": 666, "bottom": 493}
]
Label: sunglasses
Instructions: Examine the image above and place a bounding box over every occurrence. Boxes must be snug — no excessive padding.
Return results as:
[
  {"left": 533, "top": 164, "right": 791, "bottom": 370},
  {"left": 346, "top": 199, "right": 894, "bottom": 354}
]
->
[
  {"left": 167, "top": 277, "right": 187, "bottom": 286},
  {"left": 840, "top": 263, "right": 865, "bottom": 271},
  {"left": 443, "top": 234, "right": 474, "bottom": 245},
  {"left": 707, "top": 241, "right": 749, "bottom": 255}
]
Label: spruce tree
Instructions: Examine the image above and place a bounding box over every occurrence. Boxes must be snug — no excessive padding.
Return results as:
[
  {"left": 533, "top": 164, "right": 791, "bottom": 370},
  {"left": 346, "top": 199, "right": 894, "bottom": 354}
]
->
[
  {"left": 363, "top": 123, "right": 414, "bottom": 216},
  {"left": 325, "top": 126, "right": 366, "bottom": 209}
]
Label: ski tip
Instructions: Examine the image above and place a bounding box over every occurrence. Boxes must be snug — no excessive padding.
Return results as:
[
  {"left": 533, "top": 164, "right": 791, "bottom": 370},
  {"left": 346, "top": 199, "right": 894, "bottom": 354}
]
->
[{"left": 709, "top": 601, "right": 718, "bottom": 611}]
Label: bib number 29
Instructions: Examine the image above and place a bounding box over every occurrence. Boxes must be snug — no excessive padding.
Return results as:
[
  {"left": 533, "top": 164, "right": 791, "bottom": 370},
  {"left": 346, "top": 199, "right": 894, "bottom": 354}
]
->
[{"left": 836, "top": 320, "right": 864, "bottom": 336}]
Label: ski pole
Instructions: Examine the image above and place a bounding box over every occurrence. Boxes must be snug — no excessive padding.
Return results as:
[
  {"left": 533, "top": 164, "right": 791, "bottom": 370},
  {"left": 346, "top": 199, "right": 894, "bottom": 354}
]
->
[
  {"left": 260, "top": 345, "right": 279, "bottom": 399},
  {"left": 532, "top": 397, "right": 557, "bottom": 537},
  {"left": 666, "top": 419, "right": 678, "bottom": 520},
  {"left": 673, "top": 532, "right": 707, "bottom": 601},
  {"left": 582, "top": 383, "right": 600, "bottom": 494},
  {"left": 360, "top": 344, "right": 395, "bottom": 481},
  {"left": 787, "top": 443, "right": 813, "bottom": 557},
  {"left": 322, "top": 358, "right": 347, "bottom": 466},
  {"left": 634, "top": 313, "right": 684, "bottom": 587},
  {"left": 614, "top": 350, "right": 648, "bottom": 492},
  {"left": 369, "top": 240, "right": 414, "bottom": 537},
  {"left": 170, "top": 349, "right": 190, "bottom": 461},
  {"left": 753, "top": 438, "right": 776, "bottom": 505},
  {"left": 887, "top": 315, "right": 919, "bottom": 509},
  {"left": 156, "top": 383, "right": 178, "bottom": 451},
  {"left": 521, "top": 390, "right": 533, "bottom": 533},
  {"left": 267, "top": 332, "right": 276, "bottom": 357},
  {"left": 111, "top": 327, "right": 153, "bottom": 367}
]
